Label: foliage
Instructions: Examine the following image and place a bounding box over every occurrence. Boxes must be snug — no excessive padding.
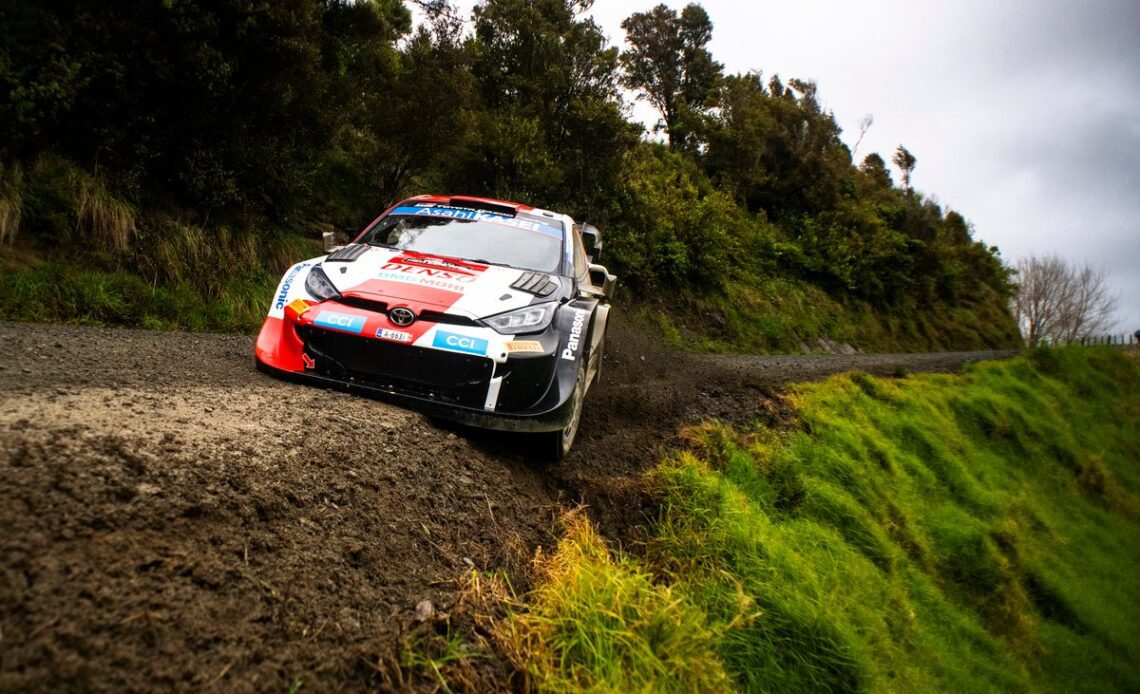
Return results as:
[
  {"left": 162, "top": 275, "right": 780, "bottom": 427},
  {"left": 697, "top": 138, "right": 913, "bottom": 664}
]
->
[
  {"left": 1, "top": 0, "right": 410, "bottom": 217},
  {"left": 620, "top": 2, "right": 722, "bottom": 151},
  {"left": 0, "top": 0, "right": 1019, "bottom": 348},
  {"left": 892, "top": 145, "right": 917, "bottom": 191},
  {"left": 454, "top": 0, "right": 640, "bottom": 215},
  {"left": 487, "top": 348, "right": 1140, "bottom": 691},
  {"left": 481, "top": 511, "right": 733, "bottom": 693},
  {"left": 0, "top": 262, "right": 274, "bottom": 332},
  {"left": 0, "top": 159, "right": 21, "bottom": 244}
]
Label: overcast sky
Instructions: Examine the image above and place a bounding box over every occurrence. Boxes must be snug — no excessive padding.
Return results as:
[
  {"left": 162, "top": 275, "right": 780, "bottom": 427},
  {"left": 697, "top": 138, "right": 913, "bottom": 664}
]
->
[{"left": 418, "top": 1, "right": 1140, "bottom": 332}]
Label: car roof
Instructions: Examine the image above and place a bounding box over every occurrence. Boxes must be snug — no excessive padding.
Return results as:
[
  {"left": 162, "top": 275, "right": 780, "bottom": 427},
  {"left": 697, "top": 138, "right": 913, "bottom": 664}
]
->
[{"left": 397, "top": 194, "right": 575, "bottom": 229}]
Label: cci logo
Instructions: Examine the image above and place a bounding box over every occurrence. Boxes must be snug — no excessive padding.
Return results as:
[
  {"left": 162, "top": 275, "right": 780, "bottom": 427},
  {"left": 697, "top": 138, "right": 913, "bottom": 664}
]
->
[
  {"left": 433, "top": 330, "right": 488, "bottom": 356},
  {"left": 314, "top": 311, "right": 366, "bottom": 335}
]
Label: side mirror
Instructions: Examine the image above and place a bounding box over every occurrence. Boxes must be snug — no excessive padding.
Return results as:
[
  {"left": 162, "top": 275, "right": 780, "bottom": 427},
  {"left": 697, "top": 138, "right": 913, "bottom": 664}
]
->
[
  {"left": 588, "top": 263, "right": 617, "bottom": 300},
  {"left": 323, "top": 230, "right": 349, "bottom": 253},
  {"left": 581, "top": 224, "right": 603, "bottom": 261}
]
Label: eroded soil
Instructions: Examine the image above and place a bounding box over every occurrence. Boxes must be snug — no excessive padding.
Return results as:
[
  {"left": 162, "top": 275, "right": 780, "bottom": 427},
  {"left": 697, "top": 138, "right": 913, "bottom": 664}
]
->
[{"left": 0, "top": 317, "right": 1015, "bottom": 691}]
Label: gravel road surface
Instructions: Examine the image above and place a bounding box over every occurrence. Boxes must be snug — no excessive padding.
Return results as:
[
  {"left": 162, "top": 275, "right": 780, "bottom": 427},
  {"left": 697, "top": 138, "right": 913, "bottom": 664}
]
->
[{"left": 0, "top": 318, "right": 1016, "bottom": 690}]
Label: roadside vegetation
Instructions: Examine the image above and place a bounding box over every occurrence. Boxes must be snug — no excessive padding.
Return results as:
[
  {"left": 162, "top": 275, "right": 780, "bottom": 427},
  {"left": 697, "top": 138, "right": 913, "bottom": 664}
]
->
[
  {"left": 0, "top": 0, "right": 1019, "bottom": 350},
  {"left": 441, "top": 347, "right": 1140, "bottom": 691}
]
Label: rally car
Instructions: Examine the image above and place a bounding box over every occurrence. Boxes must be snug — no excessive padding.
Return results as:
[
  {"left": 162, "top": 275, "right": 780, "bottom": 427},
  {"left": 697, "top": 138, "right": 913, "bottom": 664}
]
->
[{"left": 254, "top": 195, "right": 616, "bottom": 459}]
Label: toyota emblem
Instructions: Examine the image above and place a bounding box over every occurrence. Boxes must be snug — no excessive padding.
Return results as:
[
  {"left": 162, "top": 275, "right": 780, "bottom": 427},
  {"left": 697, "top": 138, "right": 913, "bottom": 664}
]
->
[{"left": 389, "top": 307, "right": 416, "bottom": 327}]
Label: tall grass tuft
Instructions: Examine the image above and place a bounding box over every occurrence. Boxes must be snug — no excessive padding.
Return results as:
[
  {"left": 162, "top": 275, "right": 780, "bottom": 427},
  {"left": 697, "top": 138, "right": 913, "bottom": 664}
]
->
[
  {"left": 482, "top": 510, "right": 735, "bottom": 693},
  {"left": 73, "top": 170, "right": 136, "bottom": 250},
  {"left": 0, "top": 160, "right": 22, "bottom": 244}
]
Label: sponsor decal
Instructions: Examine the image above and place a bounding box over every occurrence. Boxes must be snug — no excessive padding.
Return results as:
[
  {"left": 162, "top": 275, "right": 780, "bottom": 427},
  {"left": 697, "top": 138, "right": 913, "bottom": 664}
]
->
[
  {"left": 506, "top": 340, "right": 544, "bottom": 353},
  {"left": 376, "top": 328, "right": 413, "bottom": 343},
  {"left": 561, "top": 308, "right": 587, "bottom": 361},
  {"left": 302, "top": 353, "right": 316, "bottom": 369},
  {"left": 433, "top": 330, "right": 488, "bottom": 356},
  {"left": 287, "top": 298, "right": 310, "bottom": 316},
  {"left": 390, "top": 205, "right": 564, "bottom": 238},
  {"left": 314, "top": 311, "right": 366, "bottom": 334},
  {"left": 275, "top": 262, "right": 310, "bottom": 310},
  {"left": 381, "top": 262, "right": 477, "bottom": 283},
  {"left": 397, "top": 255, "right": 482, "bottom": 273},
  {"left": 376, "top": 270, "right": 468, "bottom": 293}
]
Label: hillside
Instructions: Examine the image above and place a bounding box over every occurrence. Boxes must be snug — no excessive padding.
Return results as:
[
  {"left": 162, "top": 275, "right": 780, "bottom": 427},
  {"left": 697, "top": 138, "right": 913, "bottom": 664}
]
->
[
  {"left": 438, "top": 347, "right": 1140, "bottom": 691},
  {"left": 0, "top": 0, "right": 1020, "bottom": 352}
]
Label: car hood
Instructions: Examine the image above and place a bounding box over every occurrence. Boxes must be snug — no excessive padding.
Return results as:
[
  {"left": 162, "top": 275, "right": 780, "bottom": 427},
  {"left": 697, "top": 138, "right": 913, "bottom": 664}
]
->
[{"left": 318, "top": 245, "right": 562, "bottom": 318}]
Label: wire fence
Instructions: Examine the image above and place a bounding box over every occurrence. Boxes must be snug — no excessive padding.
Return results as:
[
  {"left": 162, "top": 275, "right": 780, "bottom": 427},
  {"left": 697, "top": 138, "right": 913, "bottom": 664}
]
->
[{"left": 1053, "top": 333, "right": 1140, "bottom": 347}]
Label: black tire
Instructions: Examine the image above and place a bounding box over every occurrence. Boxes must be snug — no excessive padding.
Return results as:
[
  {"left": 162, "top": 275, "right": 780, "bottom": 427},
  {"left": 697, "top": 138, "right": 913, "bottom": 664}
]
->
[{"left": 544, "top": 360, "right": 587, "bottom": 461}]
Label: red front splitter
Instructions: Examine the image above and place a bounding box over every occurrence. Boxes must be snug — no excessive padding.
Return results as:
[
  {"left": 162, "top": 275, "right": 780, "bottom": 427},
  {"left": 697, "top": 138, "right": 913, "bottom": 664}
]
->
[{"left": 254, "top": 311, "right": 307, "bottom": 372}]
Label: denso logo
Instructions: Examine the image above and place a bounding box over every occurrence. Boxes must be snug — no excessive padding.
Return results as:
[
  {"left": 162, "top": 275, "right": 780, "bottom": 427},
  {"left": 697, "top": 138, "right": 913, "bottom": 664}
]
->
[
  {"left": 381, "top": 262, "right": 476, "bottom": 283},
  {"left": 561, "top": 308, "right": 587, "bottom": 361},
  {"left": 398, "top": 256, "right": 479, "bottom": 273},
  {"left": 275, "top": 262, "right": 310, "bottom": 310},
  {"left": 433, "top": 330, "right": 488, "bottom": 356}
]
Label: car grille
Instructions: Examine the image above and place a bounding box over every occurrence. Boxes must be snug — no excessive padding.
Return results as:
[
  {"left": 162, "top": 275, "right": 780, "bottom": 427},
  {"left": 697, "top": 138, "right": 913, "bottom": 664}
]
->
[
  {"left": 298, "top": 326, "right": 492, "bottom": 408},
  {"left": 332, "top": 297, "right": 478, "bottom": 327}
]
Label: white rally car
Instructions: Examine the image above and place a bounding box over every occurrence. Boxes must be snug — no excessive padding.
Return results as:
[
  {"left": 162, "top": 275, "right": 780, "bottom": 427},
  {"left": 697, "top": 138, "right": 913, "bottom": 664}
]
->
[{"left": 254, "top": 195, "right": 615, "bottom": 458}]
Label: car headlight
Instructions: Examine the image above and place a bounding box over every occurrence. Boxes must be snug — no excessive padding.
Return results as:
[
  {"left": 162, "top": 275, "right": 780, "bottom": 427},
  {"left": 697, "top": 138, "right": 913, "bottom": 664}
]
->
[
  {"left": 304, "top": 265, "right": 341, "bottom": 301},
  {"left": 483, "top": 303, "right": 556, "bottom": 335}
]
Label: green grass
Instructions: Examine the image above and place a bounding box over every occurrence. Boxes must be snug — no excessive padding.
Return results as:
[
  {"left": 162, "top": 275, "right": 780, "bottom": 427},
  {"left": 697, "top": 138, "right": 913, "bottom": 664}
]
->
[
  {"left": 638, "top": 276, "right": 1020, "bottom": 355},
  {"left": 482, "top": 513, "right": 733, "bottom": 693},
  {"left": 0, "top": 153, "right": 321, "bottom": 334},
  {"left": 481, "top": 348, "right": 1140, "bottom": 692},
  {"left": 0, "top": 261, "right": 276, "bottom": 332}
]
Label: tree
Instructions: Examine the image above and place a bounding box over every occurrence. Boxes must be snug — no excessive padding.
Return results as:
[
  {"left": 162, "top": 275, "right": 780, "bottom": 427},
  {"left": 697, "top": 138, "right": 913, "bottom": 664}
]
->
[
  {"left": 1013, "top": 255, "right": 1119, "bottom": 346},
  {"left": 851, "top": 114, "right": 873, "bottom": 157},
  {"left": 457, "top": 0, "right": 638, "bottom": 210},
  {"left": 705, "top": 72, "right": 850, "bottom": 219},
  {"left": 892, "top": 145, "right": 916, "bottom": 192},
  {"left": 619, "top": 3, "right": 721, "bottom": 151},
  {"left": 1, "top": 0, "right": 411, "bottom": 218},
  {"left": 859, "top": 153, "right": 893, "bottom": 190}
]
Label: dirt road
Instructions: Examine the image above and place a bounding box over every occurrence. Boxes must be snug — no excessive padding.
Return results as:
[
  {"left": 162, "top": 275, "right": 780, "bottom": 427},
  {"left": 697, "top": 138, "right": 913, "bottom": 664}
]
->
[{"left": 0, "top": 318, "right": 1015, "bottom": 691}]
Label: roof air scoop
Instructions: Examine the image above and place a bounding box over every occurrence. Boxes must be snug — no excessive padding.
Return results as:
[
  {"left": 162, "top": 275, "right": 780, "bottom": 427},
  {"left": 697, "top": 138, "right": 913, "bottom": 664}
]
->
[{"left": 447, "top": 197, "right": 518, "bottom": 217}]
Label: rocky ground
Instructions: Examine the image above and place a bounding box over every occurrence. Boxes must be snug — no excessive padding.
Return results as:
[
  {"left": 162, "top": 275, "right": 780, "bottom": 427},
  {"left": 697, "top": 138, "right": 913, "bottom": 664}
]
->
[{"left": 0, "top": 316, "right": 1016, "bottom": 691}]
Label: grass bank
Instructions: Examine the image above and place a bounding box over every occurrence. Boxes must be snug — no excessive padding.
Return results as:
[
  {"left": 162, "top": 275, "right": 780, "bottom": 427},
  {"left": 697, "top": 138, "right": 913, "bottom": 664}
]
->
[
  {"left": 636, "top": 276, "right": 1019, "bottom": 354},
  {"left": 461, "top": 347, "right": 1140, "bottom": 691},
  {"left": 0, "top": 154, "right": 319, "bottom": 334},
  {"left": 0, "top": 261, "right": 276, "bottom": 332}
]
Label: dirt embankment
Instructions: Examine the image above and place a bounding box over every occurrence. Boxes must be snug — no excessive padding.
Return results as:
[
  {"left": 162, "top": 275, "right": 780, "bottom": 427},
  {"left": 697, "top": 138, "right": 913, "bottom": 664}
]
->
[{"left": 0, "top": 317, "right": 1015, "bottom": 691}]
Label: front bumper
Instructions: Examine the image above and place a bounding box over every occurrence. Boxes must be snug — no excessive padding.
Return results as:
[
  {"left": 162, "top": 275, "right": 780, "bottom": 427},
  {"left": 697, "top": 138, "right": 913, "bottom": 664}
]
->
[
  {"left": 254, "top": 306, "right": 580, "bottom": 433},
  {"left": 254, "top": 355, "right": 577, "bottom": 432}
]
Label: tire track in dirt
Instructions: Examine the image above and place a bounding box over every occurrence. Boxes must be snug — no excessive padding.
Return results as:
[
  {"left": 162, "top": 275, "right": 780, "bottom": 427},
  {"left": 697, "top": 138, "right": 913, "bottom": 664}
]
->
[{"left": 0, "top": 319, "right": 1015, "bottom": 690}]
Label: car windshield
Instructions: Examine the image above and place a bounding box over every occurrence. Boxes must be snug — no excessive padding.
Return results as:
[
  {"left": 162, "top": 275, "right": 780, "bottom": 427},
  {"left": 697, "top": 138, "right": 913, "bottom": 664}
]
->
[{"left": 359, "top": 207, "right": 565, "bottom": 274}]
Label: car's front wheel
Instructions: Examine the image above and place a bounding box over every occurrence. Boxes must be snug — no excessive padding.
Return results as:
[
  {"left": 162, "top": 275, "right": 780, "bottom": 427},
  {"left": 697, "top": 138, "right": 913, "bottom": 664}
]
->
[{"left": 545, "top": 360, "right": 586, "bottom": 461}]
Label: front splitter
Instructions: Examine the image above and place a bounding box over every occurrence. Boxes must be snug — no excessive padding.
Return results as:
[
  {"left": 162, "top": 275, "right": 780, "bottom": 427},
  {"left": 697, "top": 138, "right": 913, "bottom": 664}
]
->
[{"left": 254, "top": 357, "right": 575, "bottom": 433}]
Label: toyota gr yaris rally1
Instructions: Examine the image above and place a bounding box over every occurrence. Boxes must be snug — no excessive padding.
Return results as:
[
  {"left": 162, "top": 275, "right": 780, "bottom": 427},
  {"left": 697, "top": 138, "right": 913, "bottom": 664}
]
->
[{"left": 254, "top": 195, "right": 615, "bottom": 458}]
